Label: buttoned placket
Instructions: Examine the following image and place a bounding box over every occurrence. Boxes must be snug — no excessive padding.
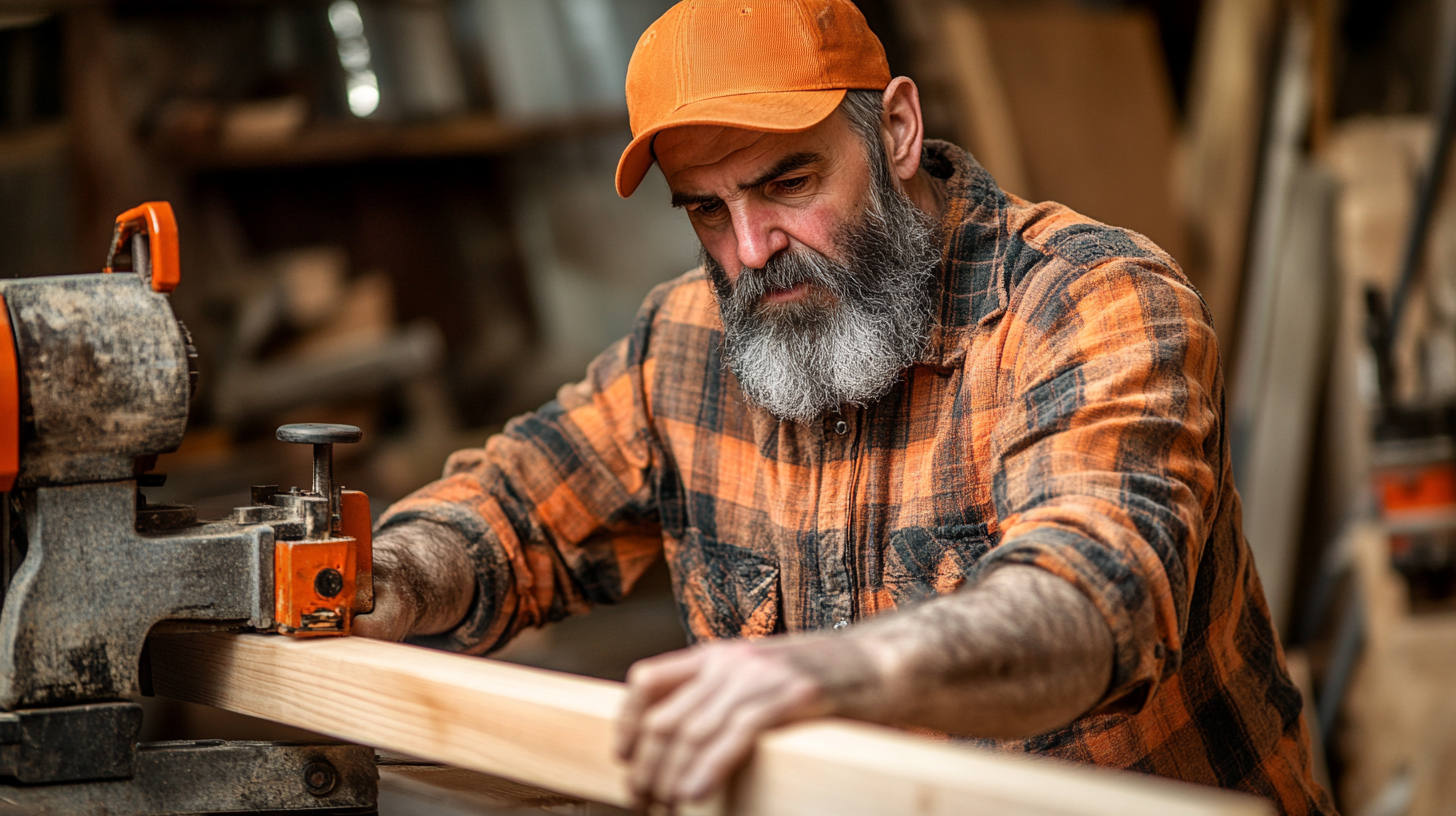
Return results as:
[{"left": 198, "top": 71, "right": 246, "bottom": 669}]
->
[{"left": 815, "top": 409, "right": 859, "bottom": 631}]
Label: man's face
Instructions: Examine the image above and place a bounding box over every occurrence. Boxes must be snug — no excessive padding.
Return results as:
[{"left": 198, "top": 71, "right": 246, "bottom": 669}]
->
[
  {"left": 656, "top": 109, "right": 869, "bottom": 292},
  {"left": 656, "top": 107, "right": 941, "bottom": 423}
]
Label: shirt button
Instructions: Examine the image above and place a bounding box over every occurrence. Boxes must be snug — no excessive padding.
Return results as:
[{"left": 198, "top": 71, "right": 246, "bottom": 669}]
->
[
  {"left": 834, "top": 420, "right": 849, "bottom": 435},
  {"left": 833, "top": 619, "right": 848, "bottom": 630}
]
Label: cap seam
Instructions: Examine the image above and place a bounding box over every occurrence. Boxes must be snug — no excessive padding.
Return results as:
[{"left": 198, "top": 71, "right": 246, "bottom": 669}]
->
[
  {"left": 674, "top": 3, "right": 693, "bottom": 112},
  {"left": 791, "top": 0, "right": 829, "bottom": 87}
]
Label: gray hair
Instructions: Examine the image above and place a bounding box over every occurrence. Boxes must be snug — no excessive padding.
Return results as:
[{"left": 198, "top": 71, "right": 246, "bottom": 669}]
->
[{"left": 839, "top": 89, "right": 894, "bottom": 187}]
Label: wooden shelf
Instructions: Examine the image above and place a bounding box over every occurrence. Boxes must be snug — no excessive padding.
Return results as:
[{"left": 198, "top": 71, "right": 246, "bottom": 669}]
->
[
  {"left": 170, "top": 110, "right": 630, "bottom": 170},
  {"left": 0, "top": 122, "right": 68, "bottom": 167}
]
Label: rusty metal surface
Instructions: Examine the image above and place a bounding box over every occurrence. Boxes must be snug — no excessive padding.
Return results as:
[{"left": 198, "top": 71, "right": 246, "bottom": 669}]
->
[
  {"left": 0, "top": 702, "right": 142, "bottom": 784},
  {"left": 0, "top": 266, "right": 386, "bottom": 809},
  {"left": 0, "top": 741, "right": 377, "bottom": 814},
  {"left": 0, "top": 481, "right": 275, "bottom": 710},
  {"left": 0, "top": 273, "right": 188, "bottom": 487}
]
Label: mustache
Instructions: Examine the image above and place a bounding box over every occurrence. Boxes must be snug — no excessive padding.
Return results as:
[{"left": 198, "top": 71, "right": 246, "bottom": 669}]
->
[{"left": 707, "top": 248, "right": 840, "bottom": 303}]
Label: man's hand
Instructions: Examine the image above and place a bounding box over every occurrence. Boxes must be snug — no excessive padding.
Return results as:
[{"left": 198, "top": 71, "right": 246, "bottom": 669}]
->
[
  {"left": 351, "top": 577, "right": 421, "bottom": 642},
  {"left": 614, "top": 565, "right": 1113, "bottom": 811},
  {"left": 615, "top": 636, "right": 864, "bottom": 810},
  {"left": 352, "top": 520, "right": 476, "bottom": 642}
]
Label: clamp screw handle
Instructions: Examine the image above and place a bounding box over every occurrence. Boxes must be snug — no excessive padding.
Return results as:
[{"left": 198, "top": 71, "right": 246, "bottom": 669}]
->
[
  {"left": 277, "top": 424, "right": 363, "bottom": 446},
  {"left": 276, "top": 424, "right": 362, "bottom": 530}
]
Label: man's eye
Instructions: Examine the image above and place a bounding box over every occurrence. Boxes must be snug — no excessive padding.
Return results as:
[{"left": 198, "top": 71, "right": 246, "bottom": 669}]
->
[
  {"left": 697, "top": 200, "right": 724, "bottom": 216},
  {"left": 777, "top": 177, "right": 808, "bottom": 191}
]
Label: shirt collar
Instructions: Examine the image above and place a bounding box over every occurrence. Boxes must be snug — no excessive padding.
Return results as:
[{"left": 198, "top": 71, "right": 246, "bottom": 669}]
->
[{"left": 916, "top": 140, "right": 1008, "bottom": 371}]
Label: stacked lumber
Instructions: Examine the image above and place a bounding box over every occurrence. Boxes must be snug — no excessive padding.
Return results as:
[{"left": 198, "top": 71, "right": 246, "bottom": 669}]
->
[
  {"left": 147, "top": 632, "right": 1271, "bottom": 815},
  {"left": 1336, "top": 524, "right": 1456, "bottom": 816},
  {"left": 1317, "top": 119, "right": 1456, "bottom": 816},
  {"left": 1177, "top": 0, "right": 1281, "bottom": 339},
  {"left": 935, "top": 3, "right": 1189, "bottom": 272}
]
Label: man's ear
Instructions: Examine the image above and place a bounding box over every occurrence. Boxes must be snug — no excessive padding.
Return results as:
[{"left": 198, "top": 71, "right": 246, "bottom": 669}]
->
[{"left": 881, "top": 77, "right": 925, "bottom": 185}]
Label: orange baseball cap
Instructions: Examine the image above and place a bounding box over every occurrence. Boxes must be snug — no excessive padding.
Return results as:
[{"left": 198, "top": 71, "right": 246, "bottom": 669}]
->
[{"left": 615, "top": 0, "right": 891, "bottom": 197}]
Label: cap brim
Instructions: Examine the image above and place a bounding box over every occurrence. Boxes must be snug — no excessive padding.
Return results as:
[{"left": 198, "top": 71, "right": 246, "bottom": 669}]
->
[{"left": 615, "top": 88, "right": 848, "bottom": 198}]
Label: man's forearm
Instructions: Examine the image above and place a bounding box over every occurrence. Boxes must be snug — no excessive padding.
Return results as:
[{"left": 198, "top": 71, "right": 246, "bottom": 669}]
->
[
  {"left": 356, "top": 520, "right": 476, "bottom": 641},
  {"left": 616, "top": 563, "right": 1117, "bottom": 806},
  {"left": 798, "top": 564, "right": 1114, "bottom": 738}
]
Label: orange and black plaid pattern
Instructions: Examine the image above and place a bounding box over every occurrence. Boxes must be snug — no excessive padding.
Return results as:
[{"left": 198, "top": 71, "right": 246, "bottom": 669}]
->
[{"left": 381, "top": 141, "right": 1334, "bottom": 814}]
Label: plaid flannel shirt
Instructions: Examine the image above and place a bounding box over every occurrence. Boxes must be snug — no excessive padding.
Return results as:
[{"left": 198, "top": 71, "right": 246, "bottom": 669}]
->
[{"left": 381, "top": 141, "right": 1334, "bottom": 814}]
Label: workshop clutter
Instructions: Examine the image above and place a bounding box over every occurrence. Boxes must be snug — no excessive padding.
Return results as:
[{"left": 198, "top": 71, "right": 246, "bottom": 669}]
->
[
  {"left": 0, "top": 0, "right": 1451, "bottom": 813},
  {"left": 139, "top": 0, "right": 672, "bottom": 158}
]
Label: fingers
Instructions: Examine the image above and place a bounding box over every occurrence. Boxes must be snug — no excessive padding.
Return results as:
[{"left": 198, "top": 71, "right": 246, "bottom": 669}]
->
[
  {"left": 629, "top": 661, "right": 732, "bottom": 809},
  {"left": 350, "top": 609, "right": 407, "bottom": 641},
  {"left": 648, "top": 683, "right": 782, "bottom": 806},
  {"left": 350, "top": 582, "right": 416, "bottom": 642},
  {"left": 617, "top": 648, "right": 709, "bottom": 758},
  {"left": 677, "top": 698, "right": 795, "bottom": 802},
  {"left": 619, "top": 642, "right": 828, "bottom": 812}
]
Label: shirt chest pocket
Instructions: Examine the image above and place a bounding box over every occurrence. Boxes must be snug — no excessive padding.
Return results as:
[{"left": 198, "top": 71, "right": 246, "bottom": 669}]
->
[
  {"left": 671, "top": 529, "right": 782, "bottom": 643},
  {"left": 881, "top": 524, "right": 996, "bottom": 605}
]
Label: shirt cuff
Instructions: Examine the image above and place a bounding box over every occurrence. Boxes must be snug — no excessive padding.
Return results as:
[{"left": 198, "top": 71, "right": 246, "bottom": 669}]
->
[
  {"left": 972, "top": 525, "right": 1173, "bottom": 715},
  {"left": 376, "top": 500, "right": 518, "bottom": 655}
]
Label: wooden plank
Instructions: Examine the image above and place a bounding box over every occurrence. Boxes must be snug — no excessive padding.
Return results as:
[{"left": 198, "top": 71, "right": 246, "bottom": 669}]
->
[
  {"left": 148, "top": 632, "right": 1271, "bottom": 816},
  {"left": 1177, "top": 0, "right": 1280, "bottom": 342},
  {"left": 736, "top": 720, "right": 1269, "bottom": 816},
  {"left": 1230, "top": 161, "right": 1336, "bottom": 632},
  {"left": 147, "top": 632, "right": 626, "bottom": 806},
  {"left": 937, "top": 4, "right": 1032, "bottom": 199},
  {"left": 973, "top": 6, "right": 1189, "bottom": 268}
]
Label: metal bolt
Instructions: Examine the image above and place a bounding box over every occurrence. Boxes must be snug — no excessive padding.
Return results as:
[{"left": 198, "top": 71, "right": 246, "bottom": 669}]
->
[
  {"left": 314, "top": 568, "right": 345, "bottom": 599},
  {"left": 834, "top": 420, "right": 849, "bottom": 435},
  {"left": 303, "top": 760, "right": 337, "bottom": 796}
]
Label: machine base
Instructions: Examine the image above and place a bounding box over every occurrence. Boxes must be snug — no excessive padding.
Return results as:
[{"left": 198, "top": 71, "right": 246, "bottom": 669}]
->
[{"left": 0, "top": 740, "right": 377, "bottom": 815}]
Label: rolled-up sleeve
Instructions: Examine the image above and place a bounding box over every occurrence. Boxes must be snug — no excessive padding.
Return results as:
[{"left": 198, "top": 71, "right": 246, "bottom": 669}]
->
[
  {"left": 977, "top": 257, "right": 1223, "bottom": 714},
  {"left": 377, "top": 286, "right": 673, "bottom": 655}
]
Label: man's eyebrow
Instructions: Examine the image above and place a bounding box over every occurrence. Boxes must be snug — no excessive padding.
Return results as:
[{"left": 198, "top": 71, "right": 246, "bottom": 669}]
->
[
  {"left": 671, "top": 190, "right": 719, "bottom": 208},
  {"left": 669, "top": 151, "right": 825, "bottom": 209},
  {"left": 739, "top": 152, "right": 822, "bottom": 191}
]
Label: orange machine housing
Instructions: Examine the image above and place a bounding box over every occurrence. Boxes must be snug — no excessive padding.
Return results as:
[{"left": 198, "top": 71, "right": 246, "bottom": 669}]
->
[{"left": 0, "top": 294, "right": 18, "bottom": 493}]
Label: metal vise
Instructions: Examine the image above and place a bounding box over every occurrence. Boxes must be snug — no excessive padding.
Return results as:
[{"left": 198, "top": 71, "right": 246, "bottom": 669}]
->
[{"left": 0, "top": 203, "right": 377, "bottom": 812}]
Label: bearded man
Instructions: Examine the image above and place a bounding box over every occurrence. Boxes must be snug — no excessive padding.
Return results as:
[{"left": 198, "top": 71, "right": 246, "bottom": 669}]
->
[{"left": 355, "top": 2, "right": 1333, "bottom": 814}]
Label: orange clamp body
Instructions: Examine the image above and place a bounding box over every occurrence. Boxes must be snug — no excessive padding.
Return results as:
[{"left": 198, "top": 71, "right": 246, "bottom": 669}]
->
[
  {"left": 275, "top": 489, "right": 372, "bottom": 637},
  {"left": 104, "top": 202, "right": 180, "bottom": 293},
  {"left": 275, "top": 535, "right": 356, "bottom": 637},
  {"left": 341, "top": 489, "right": 374, "bottom": 615}
]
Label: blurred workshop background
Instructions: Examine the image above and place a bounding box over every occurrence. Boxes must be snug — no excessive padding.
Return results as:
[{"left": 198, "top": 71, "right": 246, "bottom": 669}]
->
[{"left": 0, "top": 0, "right": 1454, "bottom": 813}]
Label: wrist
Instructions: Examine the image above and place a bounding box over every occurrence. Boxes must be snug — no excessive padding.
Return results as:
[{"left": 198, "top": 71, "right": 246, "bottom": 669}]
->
[{"left": 779, "top": 633, "right": 895, "bottom": 724}]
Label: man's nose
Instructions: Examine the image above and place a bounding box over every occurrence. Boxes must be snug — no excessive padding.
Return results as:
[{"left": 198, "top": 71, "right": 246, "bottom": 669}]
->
[{"left": 730, "top": 205, "right": 790, "bottom": 271}]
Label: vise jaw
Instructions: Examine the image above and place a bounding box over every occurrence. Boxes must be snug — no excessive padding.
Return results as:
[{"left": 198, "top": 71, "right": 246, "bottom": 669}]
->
[{"left": 0, "top": 202, "right": 377, "bottom": 810}]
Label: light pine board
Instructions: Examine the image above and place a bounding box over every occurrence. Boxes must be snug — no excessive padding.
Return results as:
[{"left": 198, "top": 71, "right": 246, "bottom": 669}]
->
[{"left": 148, "top": 632, "right": 1271, "bottom": 816}]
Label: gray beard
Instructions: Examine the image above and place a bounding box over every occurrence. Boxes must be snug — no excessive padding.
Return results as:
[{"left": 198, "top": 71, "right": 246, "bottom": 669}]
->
[{"left": 702, "top": 170, "right": 941, "bottom": 424}]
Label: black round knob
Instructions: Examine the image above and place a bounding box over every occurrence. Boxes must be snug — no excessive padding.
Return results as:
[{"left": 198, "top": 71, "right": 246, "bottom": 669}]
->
[
  {"left": 314, "top": 568, "right": 345, "bottom": 599},
  {"left": 277, "top": 424, "right": 363, "bottom": 445}
]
